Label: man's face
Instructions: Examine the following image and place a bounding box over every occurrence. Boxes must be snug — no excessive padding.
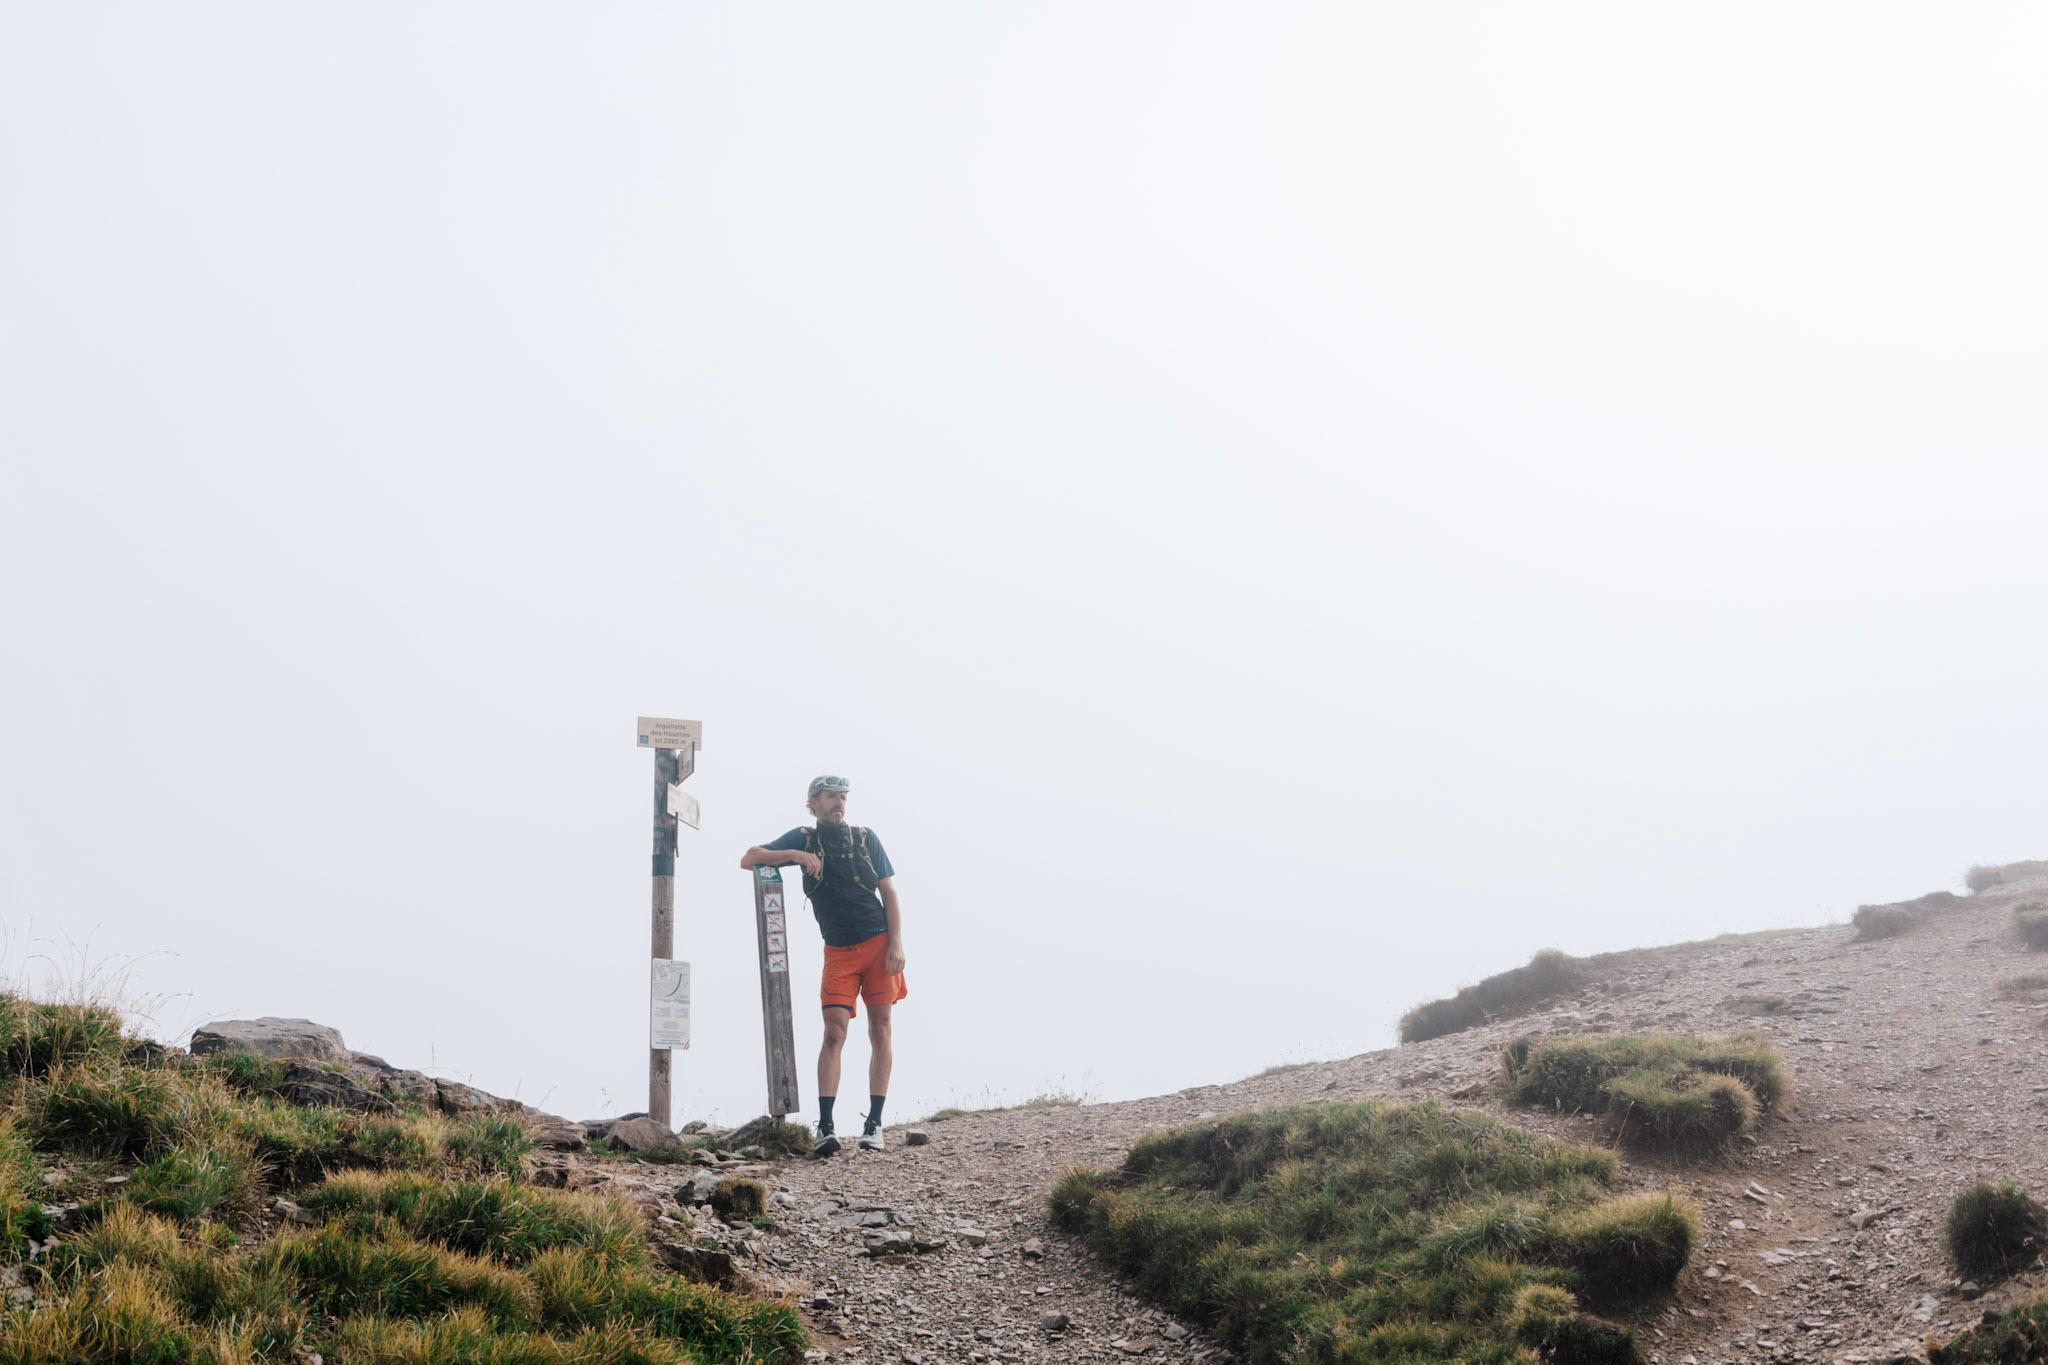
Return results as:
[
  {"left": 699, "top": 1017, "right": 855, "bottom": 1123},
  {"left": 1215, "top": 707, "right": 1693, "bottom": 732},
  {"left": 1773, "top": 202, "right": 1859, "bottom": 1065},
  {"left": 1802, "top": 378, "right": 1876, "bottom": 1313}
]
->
[{"left": 809, "top": 790, "right": 848, "bottom": 824}]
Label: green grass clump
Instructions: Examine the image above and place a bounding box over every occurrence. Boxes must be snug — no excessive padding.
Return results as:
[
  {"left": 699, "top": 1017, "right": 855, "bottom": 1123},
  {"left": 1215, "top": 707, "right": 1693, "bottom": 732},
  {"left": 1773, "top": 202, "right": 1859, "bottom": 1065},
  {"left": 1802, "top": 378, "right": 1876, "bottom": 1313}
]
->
[
  {"left": 2016, "top": 904, "right": 2048, "bottom": 951},
  {"left": 710, "top": 1177, "right": 766, "bottom": 1222},
  {"left": 0, "top": 1117, "right": 53, "bottom": 1255},
  {"left": 128, "top": 1137, "right": 261, "bottom": 1221},
  {"left": 1501, "top": 1033, "right": 1789, "bottom": 1155},
  {"left": 1942, "top": 1181, "right": 2047, "bottom": 1283},
  {"left": 1398, "top": 949, "right": 1581, "bottom": 1044},
  {"left": 2001, "top": 973, "right": 2048, "bottom": 1001},
  {"left": 0, "top": 998, "right": 127, "bottom": 1078},
  {"left": 1048, "top": 1099, "right": 1696, "bottom": 1364},
  {"left": 301, "top": 1170, "right": 645, "bottom": 1265},
  {"left": 1932, "top": 1295, "right": 2048, "bottom": 1363},
  {"left": 917, "top": 1089, "right": 1090, "bottom": 1124},
  {"left": 1967, "top": 860, "right": 2048, "bottom": 896},
  {"left": 0, "top": 986, "right": 807, "bottom": 1364}
]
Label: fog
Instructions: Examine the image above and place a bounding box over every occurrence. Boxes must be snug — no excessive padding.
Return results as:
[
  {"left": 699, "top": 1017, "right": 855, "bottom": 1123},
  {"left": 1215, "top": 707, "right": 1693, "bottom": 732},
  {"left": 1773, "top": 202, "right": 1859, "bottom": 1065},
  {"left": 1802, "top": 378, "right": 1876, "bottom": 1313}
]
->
[{"left": 4, "top": 4, "right": 2044, "bottom": 1126}]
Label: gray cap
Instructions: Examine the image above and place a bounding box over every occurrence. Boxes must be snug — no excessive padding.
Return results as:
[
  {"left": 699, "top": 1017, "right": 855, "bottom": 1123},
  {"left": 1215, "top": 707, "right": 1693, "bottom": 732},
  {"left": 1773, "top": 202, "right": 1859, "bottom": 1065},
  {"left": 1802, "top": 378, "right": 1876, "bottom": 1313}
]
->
[{"left": 808, "top": 774, "right": 851, "bottom": 798}]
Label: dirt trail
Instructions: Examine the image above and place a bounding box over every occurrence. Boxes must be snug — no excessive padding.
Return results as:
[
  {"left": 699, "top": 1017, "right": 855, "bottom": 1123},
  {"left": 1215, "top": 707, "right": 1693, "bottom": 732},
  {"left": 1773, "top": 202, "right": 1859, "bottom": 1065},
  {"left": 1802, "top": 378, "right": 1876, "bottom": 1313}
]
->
[{"left": 558, "top": 877, "right": 2048, "bottom": 1364}]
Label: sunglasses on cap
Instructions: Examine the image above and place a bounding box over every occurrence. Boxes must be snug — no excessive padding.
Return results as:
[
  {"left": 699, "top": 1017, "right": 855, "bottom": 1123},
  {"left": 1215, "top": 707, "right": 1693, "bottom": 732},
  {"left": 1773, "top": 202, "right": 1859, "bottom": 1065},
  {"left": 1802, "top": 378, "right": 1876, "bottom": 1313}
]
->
[{"left": 808, "top": 776, "right": 851, "bottom": 797}]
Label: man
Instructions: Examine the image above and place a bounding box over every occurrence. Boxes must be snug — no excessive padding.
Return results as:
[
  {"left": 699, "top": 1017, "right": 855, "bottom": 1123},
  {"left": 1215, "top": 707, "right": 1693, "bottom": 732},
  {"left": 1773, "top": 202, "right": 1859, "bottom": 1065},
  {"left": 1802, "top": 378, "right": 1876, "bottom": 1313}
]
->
[{"left": 740, "top": 775, "right": 907, "bottom": 1157}]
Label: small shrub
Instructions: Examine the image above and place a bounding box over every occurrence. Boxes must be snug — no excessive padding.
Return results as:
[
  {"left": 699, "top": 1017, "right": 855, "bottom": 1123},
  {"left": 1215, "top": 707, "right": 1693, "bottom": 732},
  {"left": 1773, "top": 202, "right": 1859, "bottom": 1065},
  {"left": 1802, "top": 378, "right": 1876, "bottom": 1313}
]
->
[
  {"left": 2016, "top": 904, "right": 2048, "bottom": 951},
  {"left": 129, "top": 1137, "right": 261, "bottom": 1220},
  {"left": 1853, "top": 890, "right": 1962, "bottom": 942},
  {"left": 1502, "top": 1033, "right": 1789, "bottom": 1156},
  {"left": 2001, "top": 973, "right": 2048, "bottom": 1001},
  {"left": 1967, "top": 860, "right": 2048, "bottom": 896},
  {"left": 1048, "top": 1100, "right": 1692, "bottom": 1363},
  {"left": 1932, "top": 1295, "right": 2048, "bottom": 1363},
  {"left": 31, "top": 1067, "right": 230, "bottom": 1161},
  {"left": 1399, "top": 949, "right": 1582, "bottom": 1044},
  {"left": 1943, "top": 1181, "right": 2047, "bottom": 1282},
  {"left": 710, "top": 1177, "right": 766, "bottom": 1221},
  {"left": 0, "top": 997, "right": 128, "bottom": 1077},
  {"left": 302, "top": 1170, "right": 645, "bottom": 1266},
  {"left": 446, "top": 1114, "right": 533, "bottom": 1178},
  {"left": 1852, "top": 905, "right": 1915, "bottom": 940},
  {"left": 1552, "top": 1193, "right": 1699, "bottom": 1301},
  {"left": 1507, "top": 1283, "right": 1637, "bottom": 1365},
  {"left": 0, "top": 1118, "right": 53, "bottom": 1254}
]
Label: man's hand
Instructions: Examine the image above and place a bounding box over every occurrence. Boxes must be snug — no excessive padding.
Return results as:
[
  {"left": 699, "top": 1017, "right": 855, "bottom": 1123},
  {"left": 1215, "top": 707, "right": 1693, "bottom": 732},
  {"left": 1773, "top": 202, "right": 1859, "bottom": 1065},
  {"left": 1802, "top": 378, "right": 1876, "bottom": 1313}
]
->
[
  {"left": 790, "top": 851, "right": 822, "bottom": 877},
  {"left": 884, "top": 941, "right": 907, "bottom": 976}
]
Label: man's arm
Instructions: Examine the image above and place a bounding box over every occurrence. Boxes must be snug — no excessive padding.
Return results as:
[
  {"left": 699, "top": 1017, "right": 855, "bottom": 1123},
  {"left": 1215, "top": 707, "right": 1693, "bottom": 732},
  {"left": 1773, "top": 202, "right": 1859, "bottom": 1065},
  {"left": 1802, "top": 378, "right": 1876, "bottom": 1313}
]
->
[
  {"left": 879, "top": 876, "right": 906, "bottom": 975},
  {"left": 739, "top": 842, "right": 821, "bottom": 875}
]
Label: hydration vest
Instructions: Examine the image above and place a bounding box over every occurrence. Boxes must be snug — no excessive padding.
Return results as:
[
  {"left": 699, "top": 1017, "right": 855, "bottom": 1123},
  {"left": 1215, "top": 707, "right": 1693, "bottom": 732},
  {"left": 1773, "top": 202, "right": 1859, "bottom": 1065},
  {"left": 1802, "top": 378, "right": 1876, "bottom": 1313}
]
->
[{"left": 800, "top": 823, "right": 880, "bottom": 901}]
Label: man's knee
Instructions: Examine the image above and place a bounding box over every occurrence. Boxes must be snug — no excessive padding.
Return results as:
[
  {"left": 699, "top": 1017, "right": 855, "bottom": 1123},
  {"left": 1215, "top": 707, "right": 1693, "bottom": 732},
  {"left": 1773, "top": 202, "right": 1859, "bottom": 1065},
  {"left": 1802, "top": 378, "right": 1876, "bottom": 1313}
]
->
[
  {"left": 821, "top": 1010, "right": 852, "bottom": 1047},
  {"left": 866, "top": 1010, "right": 892, "bottom": 1044}
]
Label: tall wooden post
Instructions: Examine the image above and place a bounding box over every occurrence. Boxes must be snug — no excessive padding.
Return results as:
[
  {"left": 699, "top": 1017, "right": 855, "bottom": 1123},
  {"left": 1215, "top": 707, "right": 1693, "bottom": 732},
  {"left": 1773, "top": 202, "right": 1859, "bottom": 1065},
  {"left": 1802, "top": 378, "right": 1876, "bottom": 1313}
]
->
[
  {"left": 636, "top": 716, "right": 700, "bottom": 1131},
  {"left": 752, "top": 866, "right": 801, "bottom": 1117},
  {"left": 649, "top": 745, "right": 680, "bottom": 1128}
]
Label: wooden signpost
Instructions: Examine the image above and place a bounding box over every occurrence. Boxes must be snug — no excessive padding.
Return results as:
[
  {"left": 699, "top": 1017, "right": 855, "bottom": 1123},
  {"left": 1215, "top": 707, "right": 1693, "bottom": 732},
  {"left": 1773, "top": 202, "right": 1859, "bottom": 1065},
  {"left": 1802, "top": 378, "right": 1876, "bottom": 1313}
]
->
[
  {"left": 752, "top": 865, "right": 802, "bottom": 1118},
  {"left": 638, "top": 716, "right": 701, "bottom": 1130}
]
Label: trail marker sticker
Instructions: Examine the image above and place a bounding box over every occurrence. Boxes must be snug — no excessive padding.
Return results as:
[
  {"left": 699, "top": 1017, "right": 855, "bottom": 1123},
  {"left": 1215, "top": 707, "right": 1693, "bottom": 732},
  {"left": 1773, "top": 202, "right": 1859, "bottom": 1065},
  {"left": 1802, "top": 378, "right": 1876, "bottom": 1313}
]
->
[
  {"left": 672, "top": 788, "right": 701, "bottom": 830},
  {"left": 650, "top": 959, "right": 691, "bottom": 1050},
  {"left": 636, "top": 718, "right": 702, "bottom": 749}
]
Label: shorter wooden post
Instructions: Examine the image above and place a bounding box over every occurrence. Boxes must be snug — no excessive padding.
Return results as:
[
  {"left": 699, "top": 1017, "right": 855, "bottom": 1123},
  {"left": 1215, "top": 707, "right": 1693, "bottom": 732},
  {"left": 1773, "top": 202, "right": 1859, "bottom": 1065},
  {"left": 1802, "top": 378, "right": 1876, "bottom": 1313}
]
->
[{"left": 751, "top": 866, "right": 801, "bottom": 1117}]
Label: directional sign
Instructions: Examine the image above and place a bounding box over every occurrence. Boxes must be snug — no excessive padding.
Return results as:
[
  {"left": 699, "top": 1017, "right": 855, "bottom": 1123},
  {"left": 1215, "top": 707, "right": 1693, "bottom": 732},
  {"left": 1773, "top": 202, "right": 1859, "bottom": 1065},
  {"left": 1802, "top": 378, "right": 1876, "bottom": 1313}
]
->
[
  {"left": 650, "top": 959, "right": 691, "bottom": 1050},
  {"left": 635, "top": 717, "right": 702, "bottom": 750},
  {"left": 671, "top": 787, "right": 701, "bottom": 830}
]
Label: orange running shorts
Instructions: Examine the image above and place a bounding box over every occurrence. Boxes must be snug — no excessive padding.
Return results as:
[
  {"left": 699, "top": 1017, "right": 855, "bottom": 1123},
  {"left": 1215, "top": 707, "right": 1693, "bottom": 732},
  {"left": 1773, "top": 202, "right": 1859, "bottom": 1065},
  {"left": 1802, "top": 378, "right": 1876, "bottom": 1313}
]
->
[{"left": 821, "top": 932, "right": 907, "bottom": 1019}]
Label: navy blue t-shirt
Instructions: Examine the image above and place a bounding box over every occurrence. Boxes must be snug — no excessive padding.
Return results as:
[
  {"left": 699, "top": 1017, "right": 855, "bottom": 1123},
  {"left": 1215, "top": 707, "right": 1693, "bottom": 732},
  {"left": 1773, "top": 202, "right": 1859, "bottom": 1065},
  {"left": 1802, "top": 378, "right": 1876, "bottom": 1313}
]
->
[{"left": 761, "top": 825, "right": 896, "bottom": 948}]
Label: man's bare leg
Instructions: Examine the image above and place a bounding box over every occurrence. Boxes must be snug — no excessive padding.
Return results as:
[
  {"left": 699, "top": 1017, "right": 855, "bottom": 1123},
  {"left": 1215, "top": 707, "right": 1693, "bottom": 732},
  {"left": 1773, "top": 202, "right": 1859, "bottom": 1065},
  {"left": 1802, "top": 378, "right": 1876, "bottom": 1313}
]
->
[
  {"left": 820, "top": 1006, "right": 851, "bottom": 1099},
  {"left": 866, "top": 1001, "right": 893, "bottom": 1099}
]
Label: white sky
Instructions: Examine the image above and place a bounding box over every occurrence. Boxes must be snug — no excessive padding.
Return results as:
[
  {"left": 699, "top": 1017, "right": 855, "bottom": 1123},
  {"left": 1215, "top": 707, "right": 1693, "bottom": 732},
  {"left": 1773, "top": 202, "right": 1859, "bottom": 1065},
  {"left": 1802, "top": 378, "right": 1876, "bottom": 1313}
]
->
[{"left": 4, "top": 4, "right": 2045, "bottom": 1126}]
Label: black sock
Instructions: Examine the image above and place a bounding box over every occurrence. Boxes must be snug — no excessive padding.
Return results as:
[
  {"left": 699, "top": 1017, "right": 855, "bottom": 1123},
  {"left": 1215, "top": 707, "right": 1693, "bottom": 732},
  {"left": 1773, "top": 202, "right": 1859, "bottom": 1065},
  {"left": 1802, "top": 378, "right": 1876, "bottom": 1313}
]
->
[
  {"left": 867, "top": 1095, "right": 886, "bottom": 1127},
  {"left": 818, "top": 1096, "right": 836, "bottom": 1133}
]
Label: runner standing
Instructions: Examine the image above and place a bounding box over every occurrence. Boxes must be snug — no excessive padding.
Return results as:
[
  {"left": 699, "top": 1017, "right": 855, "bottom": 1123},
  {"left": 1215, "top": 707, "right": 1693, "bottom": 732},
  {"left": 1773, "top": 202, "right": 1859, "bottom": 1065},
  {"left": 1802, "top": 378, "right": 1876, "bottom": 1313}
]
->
[{"left": 740, "top": 775, "right": 907, "bottom": 1156}]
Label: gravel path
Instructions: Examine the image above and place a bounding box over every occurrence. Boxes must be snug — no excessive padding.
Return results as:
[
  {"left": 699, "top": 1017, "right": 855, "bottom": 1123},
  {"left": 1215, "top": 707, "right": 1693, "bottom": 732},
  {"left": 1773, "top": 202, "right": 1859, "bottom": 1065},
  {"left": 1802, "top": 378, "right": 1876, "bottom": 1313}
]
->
[{"left": 556, "top": 874, "right": 2048, "bottom": 1365}]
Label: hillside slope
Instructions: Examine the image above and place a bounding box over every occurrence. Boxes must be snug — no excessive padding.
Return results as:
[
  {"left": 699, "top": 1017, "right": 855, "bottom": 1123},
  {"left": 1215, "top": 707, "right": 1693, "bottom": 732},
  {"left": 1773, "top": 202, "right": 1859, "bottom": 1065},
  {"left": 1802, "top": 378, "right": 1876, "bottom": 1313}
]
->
[{"left": 566, "top": 868, "right": 2048, "bottom": 1363}]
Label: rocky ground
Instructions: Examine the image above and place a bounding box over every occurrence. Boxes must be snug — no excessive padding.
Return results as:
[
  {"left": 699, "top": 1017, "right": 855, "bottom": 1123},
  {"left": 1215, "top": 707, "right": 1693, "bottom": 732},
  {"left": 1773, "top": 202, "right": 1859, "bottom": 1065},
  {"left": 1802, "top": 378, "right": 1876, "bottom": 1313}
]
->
[{"left": 546, "top": 871, "right": 2048, "bottom": 1365}]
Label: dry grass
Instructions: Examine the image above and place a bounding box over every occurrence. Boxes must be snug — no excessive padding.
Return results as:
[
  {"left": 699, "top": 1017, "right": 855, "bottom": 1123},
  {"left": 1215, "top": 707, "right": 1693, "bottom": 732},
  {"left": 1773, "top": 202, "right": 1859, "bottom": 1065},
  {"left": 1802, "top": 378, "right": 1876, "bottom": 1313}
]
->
[
  {"left": 0, "top": 988, "right": 807, "bottom": 1364},
  {"left": 1398, "top": 949, "right": 1582, "bottom": 1044},
  {"left": 2015, "top": 903, "right": 2048, "bottom": 952},
  {"left": 1968, "top": 860, "right": 2048, "bottom": 895},
  {"left": 1943, "top": 1181, "right": 2047, "bottom": 1283},
  {"left": 1049, "top": 1100, "right": 1697, "bottom": 1364},
  {"left": 1501, "top": 1033, "right": 1790, "bottom": 1156},
  {"left": 1852, "top": 890, "right": 1962, "bottom": 942}
]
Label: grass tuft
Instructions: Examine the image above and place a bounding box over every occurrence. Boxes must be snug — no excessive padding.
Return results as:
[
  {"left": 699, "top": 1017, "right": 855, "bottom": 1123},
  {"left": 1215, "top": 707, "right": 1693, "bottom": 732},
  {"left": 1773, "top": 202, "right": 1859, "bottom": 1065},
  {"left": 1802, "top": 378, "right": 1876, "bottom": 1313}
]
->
[
  {"left": 1501, "top": 1033, "right": 1789, "bottom": 1156},
  {"left": 1852, "top": 890, "right": 1961, "bottom": 942},
  {"left": 0, "top": 984, "right": 807, "bottom": 1364},
  {"left": 1932, "top": 1296, "right": 2048, "bottom": 1363},
  {"left": 1943, "top": 1181, "right": 2047, "bottom": 1283},
  {"left": 2016, "top": 904, "right": 2048, "bottom": 952},
  {"left": 1967, "top": 860, "right": 2048, "bottom": 896},
  {"left": 710, "top": 1177, "right": 766, "bottom": 1222},
  {"left": 1048, "top": 1099, "right": 1695, "bottom": 1364},
  {"left": 1398, "top": 949, "right": 1581, "bottom": 1045}
]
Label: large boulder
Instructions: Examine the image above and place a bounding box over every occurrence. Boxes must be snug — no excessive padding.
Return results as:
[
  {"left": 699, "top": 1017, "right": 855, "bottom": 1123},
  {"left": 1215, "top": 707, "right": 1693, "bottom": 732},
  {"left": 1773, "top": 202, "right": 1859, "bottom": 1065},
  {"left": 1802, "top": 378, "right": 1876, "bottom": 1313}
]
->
[
  {"left": 524, "top": 1116, "right": 589, "bottom": 1151},
  {"left": 433, "top": 1079, "right": 511, "bottom": 1117},
  {"left": 581, "top": 1113, "right": 648, "bottom": 1143},
  {"left": 606, "top": 1115, "right": 682, "bottom": 1153},
  {"left": 190, "top": 1018, "right": 350, "bottom": 1064},
  {"left": 276, "top": 1061, "right": 397, "bottom": 1114}
]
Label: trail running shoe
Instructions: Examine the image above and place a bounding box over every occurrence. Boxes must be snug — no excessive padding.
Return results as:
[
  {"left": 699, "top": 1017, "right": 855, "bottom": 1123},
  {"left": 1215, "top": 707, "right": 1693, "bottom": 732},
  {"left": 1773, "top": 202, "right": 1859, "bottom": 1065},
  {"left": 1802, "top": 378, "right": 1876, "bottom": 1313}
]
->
[
  {"left": 858, "top": 1121, "right": 885, "bottom": 1151},
  {"left": 811, "top": 1130, "right": 840, "bottom": 1158}
]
